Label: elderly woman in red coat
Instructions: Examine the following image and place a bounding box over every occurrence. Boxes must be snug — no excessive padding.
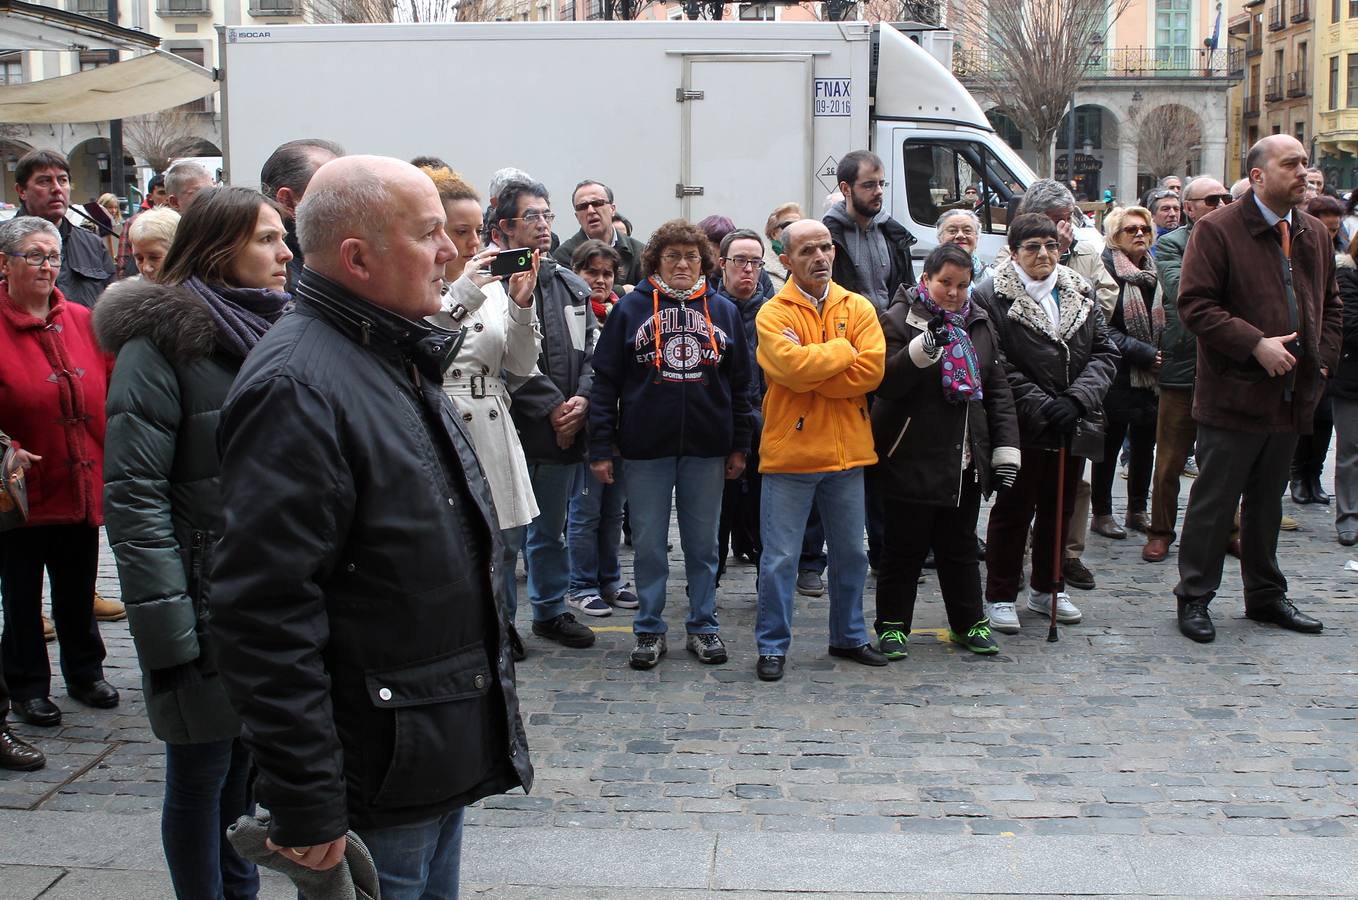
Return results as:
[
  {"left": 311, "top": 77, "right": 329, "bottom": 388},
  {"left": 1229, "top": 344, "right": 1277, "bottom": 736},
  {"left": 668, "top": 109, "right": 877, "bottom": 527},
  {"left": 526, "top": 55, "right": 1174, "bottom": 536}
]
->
[{"left": 0, "top": 216, "right": 115, "bottom": 728}]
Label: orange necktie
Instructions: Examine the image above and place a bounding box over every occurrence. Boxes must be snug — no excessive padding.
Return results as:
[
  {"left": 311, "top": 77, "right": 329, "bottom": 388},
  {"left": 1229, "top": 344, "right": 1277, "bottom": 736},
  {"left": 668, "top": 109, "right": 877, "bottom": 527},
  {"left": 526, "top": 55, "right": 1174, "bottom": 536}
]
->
[{"left": 1277, "top": 220, "right": 1291, "bottom": 259}]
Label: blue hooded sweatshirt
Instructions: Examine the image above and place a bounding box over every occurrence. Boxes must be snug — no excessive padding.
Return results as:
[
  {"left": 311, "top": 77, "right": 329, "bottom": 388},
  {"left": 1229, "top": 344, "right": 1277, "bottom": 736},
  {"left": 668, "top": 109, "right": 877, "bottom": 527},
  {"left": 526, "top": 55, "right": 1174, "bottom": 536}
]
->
[{"left": 588, "top": 277, "right": 753, "bottom": 462}]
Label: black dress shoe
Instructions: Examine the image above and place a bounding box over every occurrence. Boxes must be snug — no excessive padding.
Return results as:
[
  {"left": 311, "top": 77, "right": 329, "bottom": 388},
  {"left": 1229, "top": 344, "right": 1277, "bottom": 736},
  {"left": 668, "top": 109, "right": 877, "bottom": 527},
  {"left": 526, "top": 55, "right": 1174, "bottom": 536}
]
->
[
  {"left": 14, "top": 697, "right": 61, "bottom": 727},
  {"left": 0, "top": 721, "right": 45, "bottom": 771},
  {"left": 828, "top": 643, "right": 889, "bottom": 666},
  {"left": 756, "top": 654, "right": 785, "bottom": 681},
  {"left": 67, "top": 679, "right": 119, "bottom": 709},
  {"left": 1339, "top": 531, "right": 1357, "bottom": 547},
  {"left": 1309, "top": 477, "right": 1331, "bottom": 505},
  {"left": 1246, "top": 599, "right": 1323, "bottom": 634},
  {"left": 1289, "top": 478, "right": 1314, "bottom": 504},
  {"left": 1177, "top": 600, "right": 1216, "bottom": 643}
]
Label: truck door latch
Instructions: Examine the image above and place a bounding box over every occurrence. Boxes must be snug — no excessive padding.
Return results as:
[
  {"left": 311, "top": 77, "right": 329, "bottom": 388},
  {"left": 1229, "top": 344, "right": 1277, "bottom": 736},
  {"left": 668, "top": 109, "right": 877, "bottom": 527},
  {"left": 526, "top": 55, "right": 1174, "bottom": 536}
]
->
[
  {"left": 675, "top": 184, "right": 705, "bottom": 198},
  {"left": 675, "top": 89, "right": 705, "bottom": 102}
]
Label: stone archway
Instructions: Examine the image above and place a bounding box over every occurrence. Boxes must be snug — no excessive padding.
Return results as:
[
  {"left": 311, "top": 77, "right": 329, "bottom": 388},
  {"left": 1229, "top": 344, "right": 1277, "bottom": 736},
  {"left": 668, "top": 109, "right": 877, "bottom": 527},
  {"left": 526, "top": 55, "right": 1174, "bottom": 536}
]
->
[{"left": 1056, "top": 103, "right": 1122, "bottom": 202}]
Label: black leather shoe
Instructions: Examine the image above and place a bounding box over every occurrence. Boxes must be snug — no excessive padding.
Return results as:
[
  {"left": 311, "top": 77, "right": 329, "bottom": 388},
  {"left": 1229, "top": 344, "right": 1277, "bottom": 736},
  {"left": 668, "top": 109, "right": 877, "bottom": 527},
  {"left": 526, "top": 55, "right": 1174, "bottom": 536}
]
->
[
  {"left": 14, "top": 697, "right": 61, "bottom": 727},
  {"left": 531, "top": 612, "right": 596, "bottom": 648},
  {"left": 1309, "top": 477, "right": 1331, "bottom": 505},
  {"left": 756, "top": 655, "right": 785, "bottom": 681},
  {"left": 507, "top": 625, "right": 526, "bottom": 662},
  {"left": 67, "top": 679, "right": 119, "bottom": 709},
  {"left": 1339, "top": 531, "right": 1357, "bottom": 547},
  {"left": 0, "top": 721, "right": 45, "bottom": 771},
  {"left": 828, "top": 643, "right": 889, "bottom": 666},
  {"left": 1289, "top": 478, "right": 1314, "bottom": 504},
  {"left": 1177, "top": 600, "right": 1216, "bottom": 643},
  {"left": 1246, "top": 599, "right": 1323, "bottom": 634}
]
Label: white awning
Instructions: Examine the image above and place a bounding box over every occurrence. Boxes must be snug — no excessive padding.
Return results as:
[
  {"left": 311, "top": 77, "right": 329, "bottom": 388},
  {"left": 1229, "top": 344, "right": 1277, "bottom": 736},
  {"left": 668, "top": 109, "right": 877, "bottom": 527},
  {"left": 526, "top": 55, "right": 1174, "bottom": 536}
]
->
[
  {"left": 0, "top": 0, "right": 159, "bottom": 52},
  {"left": 0, "top": 50, "right": 217, "bottom": 123}
]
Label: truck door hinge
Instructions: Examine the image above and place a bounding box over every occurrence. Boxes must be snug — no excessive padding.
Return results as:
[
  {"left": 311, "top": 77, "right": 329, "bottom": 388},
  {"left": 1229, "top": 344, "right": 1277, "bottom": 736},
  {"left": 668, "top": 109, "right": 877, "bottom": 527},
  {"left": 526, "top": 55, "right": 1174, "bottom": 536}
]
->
[
  {"left": 675, "top": 184, "right": 705, "bottom": 198},
  {"left": 676, "top": 88, "right": 705, "bottom": 102}
]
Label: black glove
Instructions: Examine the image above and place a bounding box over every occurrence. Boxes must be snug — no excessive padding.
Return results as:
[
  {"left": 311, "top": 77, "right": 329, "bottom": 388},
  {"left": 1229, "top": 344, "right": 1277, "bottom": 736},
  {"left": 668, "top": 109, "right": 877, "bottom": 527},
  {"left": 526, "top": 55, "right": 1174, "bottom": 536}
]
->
[
  {"left": 992, "top": 462, "right": 1019, "bottom": 490},
  {"left": 1043, "top": 396, "right": 1083, "bottom": 433},
  {"left": 921, "top": 312, "right": 952, "bottom": 354}
]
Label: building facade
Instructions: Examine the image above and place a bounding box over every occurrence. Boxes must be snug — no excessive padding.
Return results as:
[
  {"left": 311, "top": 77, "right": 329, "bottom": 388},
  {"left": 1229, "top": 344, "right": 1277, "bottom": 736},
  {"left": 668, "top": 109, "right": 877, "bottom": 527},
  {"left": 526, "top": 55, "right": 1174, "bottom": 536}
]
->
[
  {"left": 1313, "top": 0, "right": 1358, "bottom": 190},
  {"left": 1, "top": 0, "right": 304, "bottom": 207}
]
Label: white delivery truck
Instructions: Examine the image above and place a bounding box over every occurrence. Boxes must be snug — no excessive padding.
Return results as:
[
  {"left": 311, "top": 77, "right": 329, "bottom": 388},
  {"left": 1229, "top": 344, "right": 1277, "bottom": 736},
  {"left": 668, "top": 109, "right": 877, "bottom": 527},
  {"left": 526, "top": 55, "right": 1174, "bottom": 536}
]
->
[{"left": 218, "top": 20, "right": 1043, "bottom": 261}]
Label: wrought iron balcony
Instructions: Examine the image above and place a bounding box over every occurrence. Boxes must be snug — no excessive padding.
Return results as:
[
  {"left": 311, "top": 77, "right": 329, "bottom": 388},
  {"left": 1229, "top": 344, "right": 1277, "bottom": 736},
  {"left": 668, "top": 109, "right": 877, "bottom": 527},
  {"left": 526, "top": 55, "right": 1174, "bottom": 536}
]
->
[
  {"left": 1244, "top": 94, "right": 1261, "bottom": 118},
  {"left": 954, "top": 47, "right": 1243, "bottom": 80},
  {"left": 1264, "top": 75, "right": 1284, "bottom": 101},
  {"left": 1267, "top": 3, "right": 1286, "bottom": 29},
  {"left": 1287, "top": 69, "right": 1308, "bottom": 97},
  {"left": 1291, "top": 0, "right": 1309, "bottom": 22}
]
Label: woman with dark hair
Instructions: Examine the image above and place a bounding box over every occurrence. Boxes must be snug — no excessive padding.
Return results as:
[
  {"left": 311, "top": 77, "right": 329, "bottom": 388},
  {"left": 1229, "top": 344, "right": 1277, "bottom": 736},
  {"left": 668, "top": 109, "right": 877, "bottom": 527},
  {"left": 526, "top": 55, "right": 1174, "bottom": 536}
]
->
[
  {"left": 95, "top": 184, "right": 292, "bottom": 899},
  {"left": 872, "top": 243, "right": 1020, "bottom": 659},
  {"left": 588, "top": 219, "right": 752, "bottom": 670},
  {"left": 1332, "top": 231, "right": 1358, "bottom": 544},
  {"left": 1089, "top": 205, "right": 1163, "bottom": 539},
  {"left": 972, "top": 213, "right": 1117, "bottom": 635}
]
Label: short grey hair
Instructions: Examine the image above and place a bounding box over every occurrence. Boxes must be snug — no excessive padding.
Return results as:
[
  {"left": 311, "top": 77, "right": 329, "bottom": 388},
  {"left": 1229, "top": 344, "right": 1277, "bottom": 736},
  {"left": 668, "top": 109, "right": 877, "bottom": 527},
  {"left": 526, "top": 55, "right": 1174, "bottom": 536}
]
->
[
  {"left": 0, "top": 216, "right": 61, "bottom": 256},
  {"left": 1230, "top": 177, "right": 1251, "bottom": 200},
  {"left": 165, "top": 160, "right": 211, "bottom": 198},
  {"left": 295, "top": 162, "right": 390, "bottom": 259},
  {"left": 1016, "top": 179, "right": 1077, "bottom": 216},
  {"left": 936, "top": 208, "right": 981, "bottom": 238},
  {"left": 129, "top": 207, "right": 181, "bottom": 249}
]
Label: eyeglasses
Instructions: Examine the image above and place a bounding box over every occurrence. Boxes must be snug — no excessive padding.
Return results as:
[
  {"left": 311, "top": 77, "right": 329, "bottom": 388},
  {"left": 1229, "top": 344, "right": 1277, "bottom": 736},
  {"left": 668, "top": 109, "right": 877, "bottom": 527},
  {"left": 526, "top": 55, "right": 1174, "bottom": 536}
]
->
[
  {"left": 661, "top": 252, "right": 702, "bottom": 265},
  {"left": 1120, "top": 225, "right": 1152, "bottom": 236},
  {"left": 1191, "top": 193, "right": 1232, "bottom": 207},
  {"left": 855, "top": 180, "right": 889, "bottom": 191},
  {"left": 7, "top": 251, "right": 61, "bottom": 268},
  {"left": 942, "top": 225, "right": 978, "bottom": 237},
  {"left": 775, "top": 220, "right": 798, "bottom": 232},
  {"left": 1017, "top": 241, "right": 1061, "bottom": 255},
  {"left": 723, "top": 256, "right": 765, "bottom": 270},
  {"left": 573, "top": 199, "right": 611, "bottom": 212},
  {"left": 509, "top": 211, "right": 556, "bottom": 225}
]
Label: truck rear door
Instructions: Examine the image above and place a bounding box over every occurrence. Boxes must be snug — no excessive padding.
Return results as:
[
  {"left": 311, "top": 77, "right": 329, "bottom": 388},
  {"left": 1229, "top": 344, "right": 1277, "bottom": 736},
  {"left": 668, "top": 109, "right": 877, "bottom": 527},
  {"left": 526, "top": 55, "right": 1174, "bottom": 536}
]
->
[{"left": 678, "top": 55, "right": 815, "bottom": 229}]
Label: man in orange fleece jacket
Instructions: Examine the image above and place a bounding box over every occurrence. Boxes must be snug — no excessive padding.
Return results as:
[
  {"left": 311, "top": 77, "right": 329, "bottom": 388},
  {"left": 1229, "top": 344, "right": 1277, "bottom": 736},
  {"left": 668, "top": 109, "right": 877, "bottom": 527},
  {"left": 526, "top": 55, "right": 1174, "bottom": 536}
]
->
[{"left": 753, "top": 220, "right": 887, "bottom": 682}]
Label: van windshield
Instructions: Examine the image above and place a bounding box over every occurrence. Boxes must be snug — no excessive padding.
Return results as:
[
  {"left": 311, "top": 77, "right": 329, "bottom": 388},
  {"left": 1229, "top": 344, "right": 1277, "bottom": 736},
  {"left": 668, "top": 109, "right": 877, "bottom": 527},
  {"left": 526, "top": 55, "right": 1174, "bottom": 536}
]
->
[{"left": 902, "top": 139, "right": 1022, "bottom": 235}]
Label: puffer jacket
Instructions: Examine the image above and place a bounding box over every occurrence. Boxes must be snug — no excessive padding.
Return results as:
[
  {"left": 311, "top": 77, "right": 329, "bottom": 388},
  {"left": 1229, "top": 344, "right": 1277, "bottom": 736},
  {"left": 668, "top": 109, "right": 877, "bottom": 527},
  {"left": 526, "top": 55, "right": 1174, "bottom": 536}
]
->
[
  {"left": 209, "top": 268, "right": 532, "bottom": 849},
  {"left": 755, "top": 278, "right": 885, "bottom": 473},
  {"left": 1153, "top": 222, "right": 1196, "bottom": 389},
  {"left": 872, "top": 286, "right": 1020, "bottom": 505},
  {"left": 971, "top": 260, "right": 1119, "bottom": 455},
  {"left": 1099, "top": 247, "right": 1161, "bottom": 427},
  {"left": 507, "top": 256, "right": 596, "bottom": 463},
  {"left": 95, "top": 279, "right": 245, "bottom": 745}
]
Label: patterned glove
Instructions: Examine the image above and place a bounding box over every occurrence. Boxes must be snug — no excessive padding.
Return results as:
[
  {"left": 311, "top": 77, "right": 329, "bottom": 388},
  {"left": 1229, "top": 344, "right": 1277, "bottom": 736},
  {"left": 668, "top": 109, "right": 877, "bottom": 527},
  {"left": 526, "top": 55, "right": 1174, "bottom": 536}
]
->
[
  {"left": 992, "top": 462, "right": 1019, "bottom": 490},
  {"left": 921, "top": 312, "right": 951, "bottom": 354}
]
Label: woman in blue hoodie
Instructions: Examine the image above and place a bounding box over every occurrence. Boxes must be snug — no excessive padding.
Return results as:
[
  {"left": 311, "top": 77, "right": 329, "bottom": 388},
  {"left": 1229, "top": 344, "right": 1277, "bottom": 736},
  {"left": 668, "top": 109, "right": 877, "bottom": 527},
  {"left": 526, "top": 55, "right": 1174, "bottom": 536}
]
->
[{"left": 588, "top": 220, "right": 753, "bottom": 671}]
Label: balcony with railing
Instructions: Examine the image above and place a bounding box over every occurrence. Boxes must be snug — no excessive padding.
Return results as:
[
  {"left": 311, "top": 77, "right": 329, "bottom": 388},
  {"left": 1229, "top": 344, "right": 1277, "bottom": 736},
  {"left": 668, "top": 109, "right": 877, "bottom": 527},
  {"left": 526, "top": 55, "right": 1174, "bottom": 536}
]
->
[
  {"left": 1246, "top": 32, "right": 1263, "bottom": 56},
  {"left": 1264, "top": 74, "right": 1284, "bottom": 101},
  {"left": 1268, "top": 2, "right": 1286, "bottom": 29},
  {"left": 72, "top": 0, "right": 109, "bottom": 18},
  {"left": 157, "top": 0, "right": 210, "bottom": 15},
  {"left": 954, "top": 47, "right": 1243, "bottom": 81},
  {"left": 1244, "top": 94, "right": 1261, "bottom": 118},
  {"left": 249, "top": 0, "right": 304, "bottom": 14},
  {"left": 1287, "top": 69, "right": 1308, "bottom": 97},
  {"left": 1291, "top": 0, "right": 1309, "bottom": 22}
]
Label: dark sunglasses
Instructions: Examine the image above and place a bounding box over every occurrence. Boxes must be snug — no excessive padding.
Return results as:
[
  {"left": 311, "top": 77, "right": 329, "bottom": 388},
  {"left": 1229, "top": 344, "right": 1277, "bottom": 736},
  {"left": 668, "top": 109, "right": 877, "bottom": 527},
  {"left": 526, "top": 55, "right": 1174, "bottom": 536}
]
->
[
  {"left": 1121, "top": 224, "right": 1152, "bottom": 236},
  {"left": 1192, "top": 193, "right": 1233, "bottom": 207}
]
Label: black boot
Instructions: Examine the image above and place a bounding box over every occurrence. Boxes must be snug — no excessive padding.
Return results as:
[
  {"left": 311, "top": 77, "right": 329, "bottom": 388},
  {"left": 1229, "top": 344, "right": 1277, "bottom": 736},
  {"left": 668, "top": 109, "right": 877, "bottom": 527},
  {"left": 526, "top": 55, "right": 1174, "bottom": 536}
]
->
[
  {"left": 1289, "top": 455, "right": 1313, "bottom": 504},
  {"left": 1308, "top": 420, "right": 1333, "bottom": 505}
]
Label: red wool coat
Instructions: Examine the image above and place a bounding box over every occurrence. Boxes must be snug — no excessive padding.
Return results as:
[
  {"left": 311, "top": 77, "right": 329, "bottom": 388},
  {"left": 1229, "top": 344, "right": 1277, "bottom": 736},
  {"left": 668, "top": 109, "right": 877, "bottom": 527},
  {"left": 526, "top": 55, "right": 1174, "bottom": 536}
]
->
[{"left": 0, "top": 283, "right": 112, "bottom": 526}]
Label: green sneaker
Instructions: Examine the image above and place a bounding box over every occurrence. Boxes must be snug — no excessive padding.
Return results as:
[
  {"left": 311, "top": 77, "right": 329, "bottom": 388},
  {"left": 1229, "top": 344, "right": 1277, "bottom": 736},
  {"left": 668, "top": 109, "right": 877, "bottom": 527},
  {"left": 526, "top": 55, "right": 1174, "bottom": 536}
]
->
[
  {"left": 948, "top": 618, "right": 1000, "bottom": 655},
  {"left": 876, "top": 623, "right": 909, "bottom": 660}
]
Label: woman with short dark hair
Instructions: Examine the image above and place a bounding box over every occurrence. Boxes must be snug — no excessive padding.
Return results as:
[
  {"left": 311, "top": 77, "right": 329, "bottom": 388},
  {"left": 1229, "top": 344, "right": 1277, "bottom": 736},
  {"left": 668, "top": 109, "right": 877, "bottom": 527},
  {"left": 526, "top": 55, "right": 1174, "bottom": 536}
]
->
[
  {"left": 971, "top": 213, "right": 1118, "bottom": 636},
  {"left": 872, "top": 243, "right": 1020, "bottom": 660},
  {"left": 96, "top": 184, "right": 293, "bottom": 899},
  {"left": 588, "top": 219, "right": 752, "bottom": 670}
]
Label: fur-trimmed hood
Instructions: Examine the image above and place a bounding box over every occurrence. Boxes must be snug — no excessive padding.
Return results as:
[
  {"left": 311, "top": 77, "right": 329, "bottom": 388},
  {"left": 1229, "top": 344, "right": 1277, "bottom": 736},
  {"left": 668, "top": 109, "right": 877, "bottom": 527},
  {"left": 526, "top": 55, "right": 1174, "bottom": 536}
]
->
[{"left": 93, "top": 279, "right": 217, "bottom": 363}]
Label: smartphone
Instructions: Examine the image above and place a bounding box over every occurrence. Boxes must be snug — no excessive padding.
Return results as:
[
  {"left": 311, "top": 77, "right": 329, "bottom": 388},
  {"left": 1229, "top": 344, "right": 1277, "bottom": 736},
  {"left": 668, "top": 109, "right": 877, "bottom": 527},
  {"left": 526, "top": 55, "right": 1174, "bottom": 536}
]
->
[{"left": 490, "top": 248, "right": 535, "bottom": 277}]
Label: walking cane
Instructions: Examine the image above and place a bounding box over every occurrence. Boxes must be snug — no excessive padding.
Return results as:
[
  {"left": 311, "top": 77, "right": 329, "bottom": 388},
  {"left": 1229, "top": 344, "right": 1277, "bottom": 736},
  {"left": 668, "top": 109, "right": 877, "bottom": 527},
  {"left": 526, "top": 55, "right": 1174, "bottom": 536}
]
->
[{"left": 1048, "top": 441, "right": 1069, "bottom": 643}]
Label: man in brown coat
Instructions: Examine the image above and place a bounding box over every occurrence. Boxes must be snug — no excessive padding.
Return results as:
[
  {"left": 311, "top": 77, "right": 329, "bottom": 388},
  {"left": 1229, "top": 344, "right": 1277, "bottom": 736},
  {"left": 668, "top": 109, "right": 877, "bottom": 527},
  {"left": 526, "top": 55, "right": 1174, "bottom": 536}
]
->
[{"left": 1173, "top": 135, "right": 1343, "bottom": 642}]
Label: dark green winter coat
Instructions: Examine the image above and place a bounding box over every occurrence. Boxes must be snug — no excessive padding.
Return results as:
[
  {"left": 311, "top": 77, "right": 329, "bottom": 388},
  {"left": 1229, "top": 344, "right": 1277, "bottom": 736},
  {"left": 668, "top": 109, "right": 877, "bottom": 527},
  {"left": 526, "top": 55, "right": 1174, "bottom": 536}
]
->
[
  {"left": 94, "top": 278, "right": 244, "bottom": 745},
  {"left": 1153, "top": 223, "right": 1197, "bottom": 390}
]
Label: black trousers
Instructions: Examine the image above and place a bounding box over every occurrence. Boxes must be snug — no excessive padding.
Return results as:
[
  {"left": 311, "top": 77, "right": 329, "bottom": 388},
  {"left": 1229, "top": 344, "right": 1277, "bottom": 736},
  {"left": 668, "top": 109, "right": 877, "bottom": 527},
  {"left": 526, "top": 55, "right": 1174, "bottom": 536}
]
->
[
  {"left": 875, "top": 472, "right": 984, "bottom": 633},
  {"left": 0, "top": 639, "right": 8, "bottom": 719},
  {"left": 0, "top": 523, "right": 106, "bottom": 701},
  {"left": 986, "top": 448, "right": 1085, "bottom": 599},
  {"left": 1175, "top": 425, "right": 1296, "bottom": 609},
  {"left": 718, "top": 470, "right": 762, "bottom": 565},
  {"left": 1092, "top": 414, "right": 1156, "bottom": 517},
  {"left": 1292, "top": 387, "right": 1333, "bottom": 482}
]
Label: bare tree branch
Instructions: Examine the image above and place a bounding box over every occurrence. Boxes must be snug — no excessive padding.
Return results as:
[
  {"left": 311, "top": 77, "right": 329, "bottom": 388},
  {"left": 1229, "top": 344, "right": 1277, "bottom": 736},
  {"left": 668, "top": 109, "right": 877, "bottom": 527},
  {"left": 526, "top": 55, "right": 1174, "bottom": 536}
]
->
[
  {"left": 122, "top": 109, "right": 203, "bottom": 174},
  {"left": 952, "top": 0, "right": 1131, "bottom": 178},
  {"left": 1129, "top": 103, "right": 1201, "bottom": 181},
  {"left": 860, "top": 0, "right": 941, "bottom": 23},
  {"left": 305, "top": 0, "right": 515, "bottom": 21}
]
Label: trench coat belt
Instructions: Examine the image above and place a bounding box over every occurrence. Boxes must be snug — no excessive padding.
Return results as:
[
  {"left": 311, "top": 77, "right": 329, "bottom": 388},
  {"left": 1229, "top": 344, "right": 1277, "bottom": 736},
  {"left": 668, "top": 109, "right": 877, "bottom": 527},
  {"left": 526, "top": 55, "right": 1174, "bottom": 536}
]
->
[{"left": 444, "top": 372, "right": 507, "bottom": 400}]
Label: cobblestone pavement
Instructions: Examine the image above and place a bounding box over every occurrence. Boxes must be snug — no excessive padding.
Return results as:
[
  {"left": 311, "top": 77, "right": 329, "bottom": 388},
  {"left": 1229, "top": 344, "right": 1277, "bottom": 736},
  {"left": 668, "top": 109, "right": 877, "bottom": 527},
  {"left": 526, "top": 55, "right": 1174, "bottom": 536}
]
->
[{"left": 1, "top": 473, "right": 1355, "bottom": 895}]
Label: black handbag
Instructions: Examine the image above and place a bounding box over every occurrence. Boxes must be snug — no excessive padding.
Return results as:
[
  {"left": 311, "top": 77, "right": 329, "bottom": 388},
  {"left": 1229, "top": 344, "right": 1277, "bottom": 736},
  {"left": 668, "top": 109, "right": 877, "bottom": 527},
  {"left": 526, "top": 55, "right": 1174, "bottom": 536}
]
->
[{"left": 0, "top": 433, "right": 30, "bottom": 532}]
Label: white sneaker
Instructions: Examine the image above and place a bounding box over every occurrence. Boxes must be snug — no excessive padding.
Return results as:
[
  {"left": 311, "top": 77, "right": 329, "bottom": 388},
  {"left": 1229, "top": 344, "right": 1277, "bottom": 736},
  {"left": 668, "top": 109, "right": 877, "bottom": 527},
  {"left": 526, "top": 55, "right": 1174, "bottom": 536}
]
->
[
  {"left": 566, "top": 594, "right": 612, "bottom": 617},
  {"left": 987, "top": 601, "right": 1020, "bottom": 634},
  {"left": 1027, "top": 589, "right": 1082, "bottom": 624}
]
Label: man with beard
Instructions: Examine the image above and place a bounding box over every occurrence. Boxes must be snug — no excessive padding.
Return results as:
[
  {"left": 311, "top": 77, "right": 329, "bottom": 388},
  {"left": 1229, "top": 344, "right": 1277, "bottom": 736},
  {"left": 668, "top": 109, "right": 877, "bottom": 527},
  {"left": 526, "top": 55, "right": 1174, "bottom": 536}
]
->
[{"left": 823, "top": 150, "right": 915, "bottom": 311}]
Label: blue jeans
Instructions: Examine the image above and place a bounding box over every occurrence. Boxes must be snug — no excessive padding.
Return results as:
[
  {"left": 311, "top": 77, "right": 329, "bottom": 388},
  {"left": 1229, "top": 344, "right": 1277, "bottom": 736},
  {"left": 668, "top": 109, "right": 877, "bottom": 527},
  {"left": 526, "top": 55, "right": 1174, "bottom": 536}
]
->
[
  {"left": 162, "top": 737, "right": 258, "bottom": 900},
  {"left": 567, "top": 461, "right": 626, "bottom": 599},
  {"left": 756, "top": 469, "right": 871, "bottom": 656},
  {"left": 499, "top": 525, "right": 525, "bottom": 620},
  {"left": 510, "top": 463, "right": 575, "bottom": 623},
  {"left": 622, "top": 456, "right": 724, "bottom": 636},
  {"left": 358, "top": 808, "right": 464, "bottom": 900}
]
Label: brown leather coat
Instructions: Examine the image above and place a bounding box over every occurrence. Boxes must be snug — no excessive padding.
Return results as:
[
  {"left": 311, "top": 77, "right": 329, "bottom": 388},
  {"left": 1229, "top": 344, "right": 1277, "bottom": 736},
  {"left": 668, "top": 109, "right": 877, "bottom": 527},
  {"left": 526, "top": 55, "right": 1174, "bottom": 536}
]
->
[{"left": 1178, "top": 189, "right": 1342, "bottom": 433}]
